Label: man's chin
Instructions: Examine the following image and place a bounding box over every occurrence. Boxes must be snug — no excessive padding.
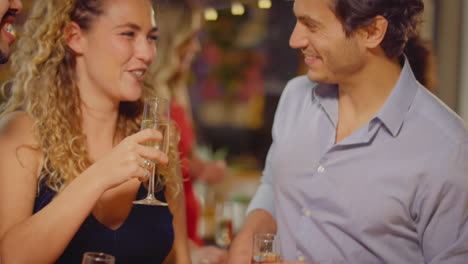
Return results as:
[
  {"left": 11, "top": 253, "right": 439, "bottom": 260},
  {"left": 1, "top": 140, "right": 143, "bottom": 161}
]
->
[
  {"left": 307, "top": 71, "right": 337, "bottom": 85},
  {"left": 307, "top": 72, "right": 325, "bottom": 83}
]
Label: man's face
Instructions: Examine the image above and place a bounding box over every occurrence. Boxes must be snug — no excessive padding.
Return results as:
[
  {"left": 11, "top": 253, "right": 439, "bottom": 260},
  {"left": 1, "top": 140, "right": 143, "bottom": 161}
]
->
[
  {"left": 289, "top": 0, "right": 367, "bottom": 84},
  {"left": 0, "top": 0, "right": 22, "bottom": 64}
]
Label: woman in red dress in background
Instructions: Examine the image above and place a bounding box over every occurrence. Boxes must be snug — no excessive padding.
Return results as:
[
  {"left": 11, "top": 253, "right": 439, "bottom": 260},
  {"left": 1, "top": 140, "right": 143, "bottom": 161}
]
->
[{"left": 149, "top": 1, "right": 227, "bottom": 263}]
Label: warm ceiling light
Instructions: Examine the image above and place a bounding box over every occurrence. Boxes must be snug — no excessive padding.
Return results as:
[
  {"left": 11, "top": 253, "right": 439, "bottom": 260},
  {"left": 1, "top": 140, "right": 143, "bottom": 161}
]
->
[
  {"left": 258, "top": 0, "right": 272, "bottom": 9},
  {"left": 231, "top": 2, "right": 245, "bottom": 16},
  {"left": 204, "top": 7, "right": 218, "bottom": 21}
]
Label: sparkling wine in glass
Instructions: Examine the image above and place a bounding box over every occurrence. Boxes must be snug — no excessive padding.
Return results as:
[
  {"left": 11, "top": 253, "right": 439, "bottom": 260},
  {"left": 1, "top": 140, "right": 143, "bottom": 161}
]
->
[
  {"left": 252, "top": 233, "right": 281, "bottom": 263},
  {"left": 82, "top": 252, "right": 115, "bottom": 264},
  {"left": 133, "top": 97, "right": 170, "bottom": 206}
]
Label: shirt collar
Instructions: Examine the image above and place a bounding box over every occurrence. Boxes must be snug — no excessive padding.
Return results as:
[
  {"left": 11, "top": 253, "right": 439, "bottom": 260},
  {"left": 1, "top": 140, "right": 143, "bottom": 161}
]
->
[
  {"left": 374, "top": 55, "right": 420, "bottom": 137},
  {"left": 312, "top": 55, "right": 420, "bottom": 137},
  {"left": 313, "top": 82, "right": 339, "bottom": 126}
]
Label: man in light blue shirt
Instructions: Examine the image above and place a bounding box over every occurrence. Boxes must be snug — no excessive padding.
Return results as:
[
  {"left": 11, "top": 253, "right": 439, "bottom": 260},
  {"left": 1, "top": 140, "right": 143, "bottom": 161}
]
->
[{"left": 227, "top": 0, "right": 468, "bottom": 263}]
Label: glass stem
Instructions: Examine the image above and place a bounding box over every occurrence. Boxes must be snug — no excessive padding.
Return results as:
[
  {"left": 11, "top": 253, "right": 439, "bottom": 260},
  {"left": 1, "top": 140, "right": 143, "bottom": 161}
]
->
[{"left": 147, "top": 163, "right": 156, "bottom": 199}]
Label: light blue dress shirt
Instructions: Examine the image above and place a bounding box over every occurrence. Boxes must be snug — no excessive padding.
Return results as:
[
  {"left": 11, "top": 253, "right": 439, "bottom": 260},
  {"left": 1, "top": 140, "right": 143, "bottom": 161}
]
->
[{"left": 247, "top": 59, "right": 468, "bottom": 263}]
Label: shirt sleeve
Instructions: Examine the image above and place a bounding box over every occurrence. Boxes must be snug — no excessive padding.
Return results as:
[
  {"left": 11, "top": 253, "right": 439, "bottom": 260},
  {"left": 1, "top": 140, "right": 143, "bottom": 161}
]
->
[
  {"left": 418, "top": 139, "right": 468, "bottom": 263},
  {"left": 246, "top": 143, "right": 276, "bottom": 219},
  {"left": 245, "top": 78, "right": 300, "bottom": 220}
]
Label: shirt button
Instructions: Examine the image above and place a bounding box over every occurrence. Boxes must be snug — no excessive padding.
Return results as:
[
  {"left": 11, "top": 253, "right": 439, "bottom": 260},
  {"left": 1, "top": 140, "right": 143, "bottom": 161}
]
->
[
  {"left": 297, "top": 255, "right": 305, "bottom": 262},
  {"left": 317, "top": 165, "right": 325, "bottom": 173},
  {"left": 303, "top": 209, "right": 312, "bottom": 216}
]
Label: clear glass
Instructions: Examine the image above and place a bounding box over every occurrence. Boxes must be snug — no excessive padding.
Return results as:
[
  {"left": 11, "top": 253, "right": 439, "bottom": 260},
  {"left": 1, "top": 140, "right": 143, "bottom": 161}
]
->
[
  {"left": 82, "top": 252, "right": 115, "bottom": 264},
  {"left": 214, "top": 201, "right": 234, "bottom": 248},
  {"left": 133, "top": 98, "right": 170, "bottom": 206},
  {"left": 252, "top": 233, "right": 281, "bottom": 263}
]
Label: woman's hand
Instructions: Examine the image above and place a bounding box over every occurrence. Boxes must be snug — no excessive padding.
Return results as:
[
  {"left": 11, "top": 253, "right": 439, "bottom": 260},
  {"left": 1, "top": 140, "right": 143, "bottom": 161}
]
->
[{"left": 83, "top": 128, "right": 168, "bottom": 190}]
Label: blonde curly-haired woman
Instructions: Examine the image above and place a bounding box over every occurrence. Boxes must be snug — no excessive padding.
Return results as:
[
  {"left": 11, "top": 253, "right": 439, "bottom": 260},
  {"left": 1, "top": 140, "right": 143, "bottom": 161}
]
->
[{"left": 0, "top": 0, "right": 190, "bottom": 263}]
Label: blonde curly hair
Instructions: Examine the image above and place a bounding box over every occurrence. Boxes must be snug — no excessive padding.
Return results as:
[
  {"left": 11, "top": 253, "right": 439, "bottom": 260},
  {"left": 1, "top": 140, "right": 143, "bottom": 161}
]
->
[
  {"left": 150, "top": 0, "right": 202, "bottom": 113},
  {"left": 0, "top": 0, "right": 181, "bottom": 196}
]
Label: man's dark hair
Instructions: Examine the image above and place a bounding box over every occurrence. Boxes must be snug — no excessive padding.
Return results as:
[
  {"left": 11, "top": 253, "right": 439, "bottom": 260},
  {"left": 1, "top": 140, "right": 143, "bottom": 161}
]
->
[{"left": 331, "top": 0, "right": 424, "bottom": 58}]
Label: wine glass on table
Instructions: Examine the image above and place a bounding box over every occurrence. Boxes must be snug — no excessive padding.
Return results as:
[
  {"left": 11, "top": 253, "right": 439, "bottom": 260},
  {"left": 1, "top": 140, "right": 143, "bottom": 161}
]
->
[
  {"left": 252, "top": 233, "right": 281, "bottom": 263},
  {"left": 133, "top": 97, "right": 170, "bottom": 206}
]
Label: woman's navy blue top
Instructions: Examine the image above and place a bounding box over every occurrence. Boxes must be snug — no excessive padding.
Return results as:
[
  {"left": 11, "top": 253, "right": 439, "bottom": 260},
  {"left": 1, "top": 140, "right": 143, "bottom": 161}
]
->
[{"left": 34, "top": 180, "right": 174, "bottom": 264}]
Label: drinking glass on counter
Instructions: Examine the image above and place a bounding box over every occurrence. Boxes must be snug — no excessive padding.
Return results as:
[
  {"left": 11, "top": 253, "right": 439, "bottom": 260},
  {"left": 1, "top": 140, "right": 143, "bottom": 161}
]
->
[
  {"left": 252, "top": 233, "right": 281, "bottom": 263},
  {"left": 82, "top": 252, "right": 115, "bottom": 264},
  {"left": 215, "top": 201, "right": 234, "bottom": 248}
]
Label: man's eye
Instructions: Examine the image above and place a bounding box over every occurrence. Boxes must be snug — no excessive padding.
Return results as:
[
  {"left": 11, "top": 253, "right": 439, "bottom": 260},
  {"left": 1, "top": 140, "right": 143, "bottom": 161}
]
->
[
  {"left": 121, "top": 32, "right": 135, "bottom": 37},
  {"left": 149, "top": 35, "right": 158, "bottom": 41}
]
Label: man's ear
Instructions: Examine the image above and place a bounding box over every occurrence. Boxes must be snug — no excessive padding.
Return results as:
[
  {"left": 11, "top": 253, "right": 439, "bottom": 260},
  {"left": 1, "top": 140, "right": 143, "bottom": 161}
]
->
[
  {"left": 65, "top": 21, "right": 86, "bottom": 54},
  {"left": 362, "top": 15, "right": 388, "bottom": 49}
]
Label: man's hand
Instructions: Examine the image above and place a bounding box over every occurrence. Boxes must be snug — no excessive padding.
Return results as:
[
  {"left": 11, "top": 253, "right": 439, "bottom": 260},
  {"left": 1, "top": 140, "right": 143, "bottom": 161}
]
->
[
  {"left": 227, "top": 231, "right": 253, "bottom": 264},
  {"left": 227, "top": 209, "right": 277, "bottom": 264}
]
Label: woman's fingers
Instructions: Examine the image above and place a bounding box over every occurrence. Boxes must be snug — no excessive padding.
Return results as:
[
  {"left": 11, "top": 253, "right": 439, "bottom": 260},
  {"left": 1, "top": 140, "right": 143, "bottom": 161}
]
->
[
  {"left": 136, "top": 144, "right": 168, "bottom": 165},
  {"left": 137, "top": 167, "right": 150, "bottom": 182},
  {"left": 121, "top": 129, "right": 168, "bottom": 165},
  {"left": 130, "top": 128, "right": 163, "bottom": 144}
]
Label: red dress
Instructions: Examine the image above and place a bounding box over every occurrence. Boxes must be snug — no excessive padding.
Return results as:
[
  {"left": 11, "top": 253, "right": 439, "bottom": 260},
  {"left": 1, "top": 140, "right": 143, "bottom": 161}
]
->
[{"left": 171, "top": 101, "right": 204, "bottom": 246}]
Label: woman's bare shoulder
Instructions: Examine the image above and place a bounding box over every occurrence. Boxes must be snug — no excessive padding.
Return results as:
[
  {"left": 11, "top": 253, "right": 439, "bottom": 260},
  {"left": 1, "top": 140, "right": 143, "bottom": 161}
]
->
[
  {"left": 0, "top": 111, "right": 36, "bottom": 144},
  {"left": 0, "top": 111, "right": 42, "bottom": 171}
]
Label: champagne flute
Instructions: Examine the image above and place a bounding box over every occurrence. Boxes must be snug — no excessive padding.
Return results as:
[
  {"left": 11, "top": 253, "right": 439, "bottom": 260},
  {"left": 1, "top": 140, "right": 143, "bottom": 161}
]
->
[
  {"left": 133, "top": 97, "right": 170, "bottom": 206},
  {"left": 252, "top": 233, "right": 281, "bottom": 263},
  {"left": 82, "top": 252, "right": 115, "bottom": 264}
]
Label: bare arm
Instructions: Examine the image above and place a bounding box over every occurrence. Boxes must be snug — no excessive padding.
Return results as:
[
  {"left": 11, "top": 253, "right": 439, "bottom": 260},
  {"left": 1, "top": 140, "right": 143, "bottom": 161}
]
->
[
  {"left": 0, "top": 112, "right": 166, "bottom": 263},
  {"left": 227, "top": 209, "right": 277, "bottom": 264},
  {"left": 0, "top": 112, "right": 106, "bottom": 263}
]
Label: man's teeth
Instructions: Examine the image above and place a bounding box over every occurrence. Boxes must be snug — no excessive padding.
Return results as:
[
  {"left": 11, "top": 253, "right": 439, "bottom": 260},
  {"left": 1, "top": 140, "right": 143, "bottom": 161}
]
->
[
  {"left": 132, "top": 70, "right": 144, "bottom": 77},
  {"left": 4, "top": 24, "right": 13, "bottom": 33}
]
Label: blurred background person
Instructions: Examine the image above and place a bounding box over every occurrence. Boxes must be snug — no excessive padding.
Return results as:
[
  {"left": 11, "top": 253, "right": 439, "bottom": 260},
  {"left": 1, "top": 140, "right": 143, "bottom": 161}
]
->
[
  {"left": 0, "top": 0, "right": 190, "bottom": 263},
  {"left": 149, "top": 0, "right": 228, "bottom": 263}
]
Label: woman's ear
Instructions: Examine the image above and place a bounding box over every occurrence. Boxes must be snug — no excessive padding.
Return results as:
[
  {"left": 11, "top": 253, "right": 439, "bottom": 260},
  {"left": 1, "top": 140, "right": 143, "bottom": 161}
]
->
[
  {"left": 363, "top": 15, "right": 388, "bottom": 49},
  {"left": 65, "top": 21, "right": 86, "bottom": 54}
]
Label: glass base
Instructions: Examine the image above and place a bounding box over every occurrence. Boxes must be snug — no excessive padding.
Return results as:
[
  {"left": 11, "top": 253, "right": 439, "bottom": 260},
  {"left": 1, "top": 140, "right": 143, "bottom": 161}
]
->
[{"left": 133, "top": 198, "right": 168, "bottom": 206}]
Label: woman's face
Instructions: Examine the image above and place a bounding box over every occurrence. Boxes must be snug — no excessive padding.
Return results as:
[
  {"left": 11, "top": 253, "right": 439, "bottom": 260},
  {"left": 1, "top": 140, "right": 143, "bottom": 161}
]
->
[{"left": 76, "top": 0, "right": 157, "bottom": 105}]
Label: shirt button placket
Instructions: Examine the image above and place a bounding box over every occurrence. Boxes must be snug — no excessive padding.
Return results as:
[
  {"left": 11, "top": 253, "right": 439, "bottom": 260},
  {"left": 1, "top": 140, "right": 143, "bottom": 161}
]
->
[{"left": 317, "top": 165, "right": 325, "bottom": 173}]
